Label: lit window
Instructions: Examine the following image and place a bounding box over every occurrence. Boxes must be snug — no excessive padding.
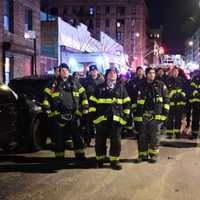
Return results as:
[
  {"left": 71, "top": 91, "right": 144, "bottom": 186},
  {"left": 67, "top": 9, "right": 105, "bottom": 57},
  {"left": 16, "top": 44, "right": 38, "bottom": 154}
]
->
[
  {"left": 117, "top": 22, "right": 121, "bottom": 28},
  {"left": 89, "top": 6, "right": 94, "bottom": 15}
]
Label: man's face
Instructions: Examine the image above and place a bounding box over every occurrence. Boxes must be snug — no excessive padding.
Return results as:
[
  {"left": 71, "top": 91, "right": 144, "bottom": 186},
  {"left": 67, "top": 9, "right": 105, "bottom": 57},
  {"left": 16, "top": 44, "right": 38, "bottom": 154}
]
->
[
  {"left": 137, "top": 68, "right": 144, "bottom": 79},
  {"left": 91, "top": 69, "right": 98, "bottom": 78},
  {"left": 61, "top": 68, "right": 69, "bottom": 78},
  {"left": 147, "top": 70, "right": 156, "bottom": 81},
  {"left": 107, "top": 70, "right": 117, "bottom": 81}
]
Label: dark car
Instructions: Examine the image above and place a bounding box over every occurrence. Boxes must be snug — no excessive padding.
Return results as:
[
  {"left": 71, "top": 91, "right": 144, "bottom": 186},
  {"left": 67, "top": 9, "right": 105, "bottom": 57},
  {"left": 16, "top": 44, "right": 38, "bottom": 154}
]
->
[
  {"left": 9, "top": 75, "right": 55, "bottom": 151},
  {"left": 0, "top": 81, "right": 19, "bottom": 151}
]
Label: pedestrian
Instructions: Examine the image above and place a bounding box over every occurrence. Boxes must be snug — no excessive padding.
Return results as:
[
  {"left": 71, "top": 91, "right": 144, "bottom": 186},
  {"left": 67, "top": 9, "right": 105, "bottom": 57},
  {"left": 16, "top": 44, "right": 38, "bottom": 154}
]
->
[
  {"left": 89, "top": 67, "right": 131, "bottom": 170},
  {"left": 133, "top": 67, "right": 169, "bottom": 163}
]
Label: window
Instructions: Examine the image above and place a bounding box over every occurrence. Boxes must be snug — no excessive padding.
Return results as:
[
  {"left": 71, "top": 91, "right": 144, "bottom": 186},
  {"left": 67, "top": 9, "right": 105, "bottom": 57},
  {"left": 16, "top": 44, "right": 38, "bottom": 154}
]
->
[
  {"left": 89, "top": 6, "right": 95, "bottom": 15},
  {"left": 25, "top": 8, "right": 33, "bottom": 32},
  {"left": 3, "top": 0, "right": 13, "bottom": 32},
  {"left": 96, "top": 6, "right": 101, "bottom": 15},
  {"left": 116, "top": 31, "right": 124, "bottom": 41},
  {"left": 105, "top": 19, "right": 110, "bottom": 28},
  {"left": 40, "top": 11, "right": 48, "bottom": 21},
  {"left": 105, "top": 6, "right": 110, "bottom": 15},
  {"left": 116, "top": 19, "right": 124, "bottom": 28},
  {"left": 78, "top": 6, "right": 84, "bottom": 16},
  {"left": 88, "top": 19, "right": 94, "bottom": 29},
  {"left": 96, "top": 19, "right": 100, "bottom": 28},
  {"left": 117, "top": 7, "right": 125, "bottom": 15},
  {"left": 63, "top": 7, "right": 68, "bottom": 16},
  {"left": 50, "top": 7, "right": 58, "bottom": 16}
]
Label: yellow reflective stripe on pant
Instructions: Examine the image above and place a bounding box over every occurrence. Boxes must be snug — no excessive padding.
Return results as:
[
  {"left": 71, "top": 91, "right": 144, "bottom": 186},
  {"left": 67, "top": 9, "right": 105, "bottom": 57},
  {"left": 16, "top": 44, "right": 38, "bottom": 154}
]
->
[
  {"left": 93, "top": 115, "right": 107, "bottom": 124},
  {"left": 149, "top": 149, "right": 159, "bottom": 155},
  {"left": 164, "top": 104, "right": 170, "bottom": 110},
  {"left": 82, "top": 99, "right": 89, "bottom": 106},
  {"left": 55, "top": 152, "right": 64, "bottom": 158},
  {"left": 139, "top": 151, "right": 148, "bottom": 156},
  {"left": 165, "top": 129, "right": 173, "bottom": 134},
  {"left": 48, "top": 110, "right": 60, "bottom": 117},
  {"left": 96, "top": 155, "right": 107, "bottom": 160},
  {"left": 109, "top": 156, "right": 119, "bottom": 161},
  {"left": 189, "top": 98, "right": 200, "bottom": 103}
]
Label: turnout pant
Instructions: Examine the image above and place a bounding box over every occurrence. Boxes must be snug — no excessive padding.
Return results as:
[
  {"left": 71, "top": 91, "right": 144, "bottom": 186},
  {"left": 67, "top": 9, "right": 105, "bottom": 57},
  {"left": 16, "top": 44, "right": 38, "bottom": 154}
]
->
[
  {"left": 53, "top": 117, "right": 84, "bottom": 157},
  {"left": 95, "top": 121, "right": 123, "bottom": 162},
  {"left": 191, "top": 107, "right": 200, "bottom": 136},
  {"left": 138, "top": 120, "right": 161, "bottom": 157},
  {"left": 166, "top": 106, "right": 185, "bottom": 137}
]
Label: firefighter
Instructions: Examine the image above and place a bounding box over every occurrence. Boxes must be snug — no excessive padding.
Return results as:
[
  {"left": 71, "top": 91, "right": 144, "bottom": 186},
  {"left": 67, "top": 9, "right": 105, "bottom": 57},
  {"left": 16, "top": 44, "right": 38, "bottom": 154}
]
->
[
  {"left": 89, "top": 67, "right": 131, "bottom": 170},
  {"left": 133, "top": 67, "right": 169, "bottom": 163},
  {"left": 189, "top": 70, "right": 200, "bottom": 139},
  {"left": 165, "top": 67, "right": 187, "bottom": 139},
  {"left": 43, "top": 63, "right": 89, "bottom": 160},
  {"left": 81, "top": 65, "right": 104, "bottom": 146}
]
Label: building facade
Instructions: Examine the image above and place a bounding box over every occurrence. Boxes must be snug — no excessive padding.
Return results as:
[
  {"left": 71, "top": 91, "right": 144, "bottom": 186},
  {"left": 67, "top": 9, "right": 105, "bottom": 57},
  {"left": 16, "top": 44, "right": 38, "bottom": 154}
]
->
[
  {"left": 0, "top": 0, "right": 40, "bottom": 84},
  {"left": 41, "top": 0, "right": 148, "bottom": 69}
]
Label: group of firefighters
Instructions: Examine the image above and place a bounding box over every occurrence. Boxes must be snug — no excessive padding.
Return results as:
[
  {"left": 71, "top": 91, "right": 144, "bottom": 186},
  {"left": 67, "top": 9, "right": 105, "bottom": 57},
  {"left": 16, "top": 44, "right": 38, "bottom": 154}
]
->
[{"left": 43, "top": 63, "right": 200, "bottom": 170}]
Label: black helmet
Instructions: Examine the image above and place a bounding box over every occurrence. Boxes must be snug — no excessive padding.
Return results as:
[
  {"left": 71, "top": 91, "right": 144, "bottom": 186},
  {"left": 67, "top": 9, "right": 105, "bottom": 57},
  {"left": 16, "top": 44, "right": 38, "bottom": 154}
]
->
[
  {"left": 89, "top": 65, "right": 98, "bottom": 71},
  {"left": 59, "top": 63, "right": 70, "bottom": 71}
]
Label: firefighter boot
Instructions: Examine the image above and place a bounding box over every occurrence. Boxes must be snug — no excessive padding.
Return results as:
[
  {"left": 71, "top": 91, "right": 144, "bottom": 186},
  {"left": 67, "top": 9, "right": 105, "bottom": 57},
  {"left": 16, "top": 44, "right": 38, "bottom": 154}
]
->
[
  {"left": 110, "top": 161, "right": 122, "bottom": 170},
  {"left": 136, "top": 155, "right": 148, "bottom": 163}
]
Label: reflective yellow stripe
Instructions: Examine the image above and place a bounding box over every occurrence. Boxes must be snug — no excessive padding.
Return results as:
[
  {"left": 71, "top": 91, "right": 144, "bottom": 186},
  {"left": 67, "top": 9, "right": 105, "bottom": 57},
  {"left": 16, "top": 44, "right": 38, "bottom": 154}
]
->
[
  {"left": 134, "top": 117, "right": 143, "bottom": 122},
  {"left": 73, "top": 91, "right": 79, "bottom": 97},
  {"left": 191, "top": 82, "right": 198, "bottom": 88},
  {"left": 139, "top": 151, "right": 148, "bottom": 156},
  {"left": 123, "top": 97, "right": 131, "bottom": 103},
  {"left": 193, "top": 90, "right": 199, "bottom": 96},
  {"left": 75, "top": 110, "right": 82, "bottom": 116},
  {"left": 132, "top": 103, "right": 137, "bottom": 109},
  {"left": 125, "top": 125, "right": 133, "bottom": 130},
  {"left": 98, "top": 98, "right": 113, "bottom": 104},
  {"left": 123, "top": 109, "right": 130, "bottom": 115},
  {"left": 44, "top": 88, "right": 52, "bottom": 96},
  {"left": 113, "top": 98, "right": 123, "bottom": 104},
  {"left": 155, "top": 115, "right": 167, "bottom": 121},
  {"left": 96, "top": 155, "right": 106, "bottom": 160},
  {"left": 148, "top": 149, "right": 160, "bottom": 155},
  {"left": 113, "top": 115, "right": 127, "bottom": 125},
  {"left": 137, "top": 99, "right": 145, "bottom": 105},
  {"left": 82, "top": 99, "right": 88, "bottom": 106},
  {"left": 79, "top": 87, "right": 85, "bottom": 94},
  {"left": 165, "top": 129, "right": 174, "bottom": 134},
  {"left": 177, "top": 101, "right": 186, "bottom": 106},
  {"left": 170, "top": 102, "right": 175, "bottom": 106},
  {"left": 65, "top": 139, "right": 73, "bottom": 144},
  {"left": 93, "top": 115, "right": 107, "bottom": 124},
  {"left": 189, "top": 98, "right": 200, "bottom": 103},
  {"left": 55, "top": 152, "right": 64, "bottom": 158},
  {"left": 89, "top": 96, "right": 98, "bottom": 103},
  {"left": 156, "top": 97, "right": 163, "bottom": 103},
  {"left": 174, "top": 129, "right": 180, "bottom": 133},
  {"left": 75, "top": 149, "right": 84, "bottom": 154},
  {"left": 89, "top": 107, "right": 96, "bottom": 112},
  {"left": 109, "top": 156, "right": 120, "bottom": 161},
  {"left": 181, "top": 92, "right": 186, "bottom": 97},
  {"left": 43, "top": 100, "right": 50, "bottom": 107},
  {"left": 48, "top": 110, "right": 60, "bottom": 117},
  {"left": 164, "top": 104, "right": 170, "bottom": 110},
  {"left": 52, "top": 92, "right": 60, "bottom": 98}
]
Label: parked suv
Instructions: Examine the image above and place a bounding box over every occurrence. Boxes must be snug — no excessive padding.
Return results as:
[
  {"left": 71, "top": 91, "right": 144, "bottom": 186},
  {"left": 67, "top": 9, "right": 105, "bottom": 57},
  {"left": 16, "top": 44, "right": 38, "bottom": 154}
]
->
[
  {"left": 0, "top": 81, "right": 19, "bottom": 151},
  {"left": 9, "top": 75, "right": 55, "bottom": 151}
]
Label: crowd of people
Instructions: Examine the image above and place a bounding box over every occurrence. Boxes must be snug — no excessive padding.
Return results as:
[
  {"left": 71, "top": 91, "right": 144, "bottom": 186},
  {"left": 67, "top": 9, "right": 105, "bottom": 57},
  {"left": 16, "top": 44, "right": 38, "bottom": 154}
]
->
[{"left": 43, "top": 63, "right": 200, "bottom": 170}]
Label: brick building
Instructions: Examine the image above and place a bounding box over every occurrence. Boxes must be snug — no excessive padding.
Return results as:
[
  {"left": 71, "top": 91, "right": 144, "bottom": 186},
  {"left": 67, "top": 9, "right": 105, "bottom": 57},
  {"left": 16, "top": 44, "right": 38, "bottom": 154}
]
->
[
  {"left": 0, "top": 0, "right": 40, "bottom": 84},
  {"left": 41, "top": 0, "right": 148, "bottom": 68}
]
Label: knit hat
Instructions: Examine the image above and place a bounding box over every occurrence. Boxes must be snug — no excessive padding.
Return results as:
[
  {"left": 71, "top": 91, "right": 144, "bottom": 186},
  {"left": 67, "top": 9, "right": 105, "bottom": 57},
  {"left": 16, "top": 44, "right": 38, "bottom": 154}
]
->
[
  {"left": 59, "top": 63, "right": 70, "bottom": 71},
  {"left": 145, "top": 67, "right": 155, "bottom": 76},
  {"left": 89, "top": 65, "right": 98, "bottom": 71},
  {"left": 105, "top": 67, "right": 118, "bottom": 78}
]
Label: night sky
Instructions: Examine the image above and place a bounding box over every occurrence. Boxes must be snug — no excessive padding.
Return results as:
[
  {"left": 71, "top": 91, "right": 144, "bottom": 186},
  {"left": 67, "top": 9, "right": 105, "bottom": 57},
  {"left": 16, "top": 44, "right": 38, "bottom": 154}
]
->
[{"left": 148, "top": 0, "right": 200, "bottom": 54}]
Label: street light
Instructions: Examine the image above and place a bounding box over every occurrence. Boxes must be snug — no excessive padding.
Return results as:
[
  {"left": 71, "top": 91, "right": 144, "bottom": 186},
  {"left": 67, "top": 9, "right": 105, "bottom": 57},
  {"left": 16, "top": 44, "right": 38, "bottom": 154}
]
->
[
  {"left": 24, "top": 30, "right": 37, "bottom": 76},
  {"left": 188, "top": 40, "right": 194, "bottom": 47}
]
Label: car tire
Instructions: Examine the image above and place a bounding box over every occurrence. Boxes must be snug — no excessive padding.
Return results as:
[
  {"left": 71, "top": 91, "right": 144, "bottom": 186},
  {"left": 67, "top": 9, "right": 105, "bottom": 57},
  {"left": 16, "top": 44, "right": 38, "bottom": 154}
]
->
[{"left": 31, "top": 116, "right": 47, "bottom": 151}]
